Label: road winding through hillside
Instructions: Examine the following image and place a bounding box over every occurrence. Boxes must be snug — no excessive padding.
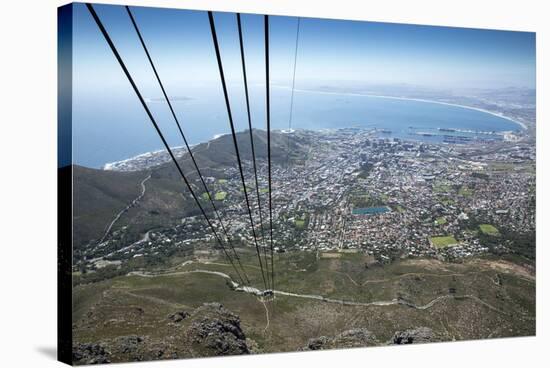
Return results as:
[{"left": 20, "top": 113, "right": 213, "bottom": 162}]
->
[
  {"left": 98, "top": 173, "right": 151, "bottom": 245},
  {"left": 127, "top": 265, "right": 506, "bottom": 314}
]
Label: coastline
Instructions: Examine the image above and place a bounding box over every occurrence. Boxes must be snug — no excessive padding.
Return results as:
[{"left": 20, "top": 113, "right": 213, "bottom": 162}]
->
[
  {"left": 288, "top": 87, "right": 528, "bottom": 131},
  {"left": 103, "top": 144, "right": 188, "bottom": 171},
  {"left": 102, "top": 90, "right": 527, "bottom": 170},
  {"left": 103, "top": 130, "right": 241, "bottom": 171}
]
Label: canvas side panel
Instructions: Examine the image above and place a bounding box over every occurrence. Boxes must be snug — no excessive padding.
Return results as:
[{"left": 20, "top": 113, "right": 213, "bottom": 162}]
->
[{"left": 58, "top": 3, "right": 73, "bottom": 366}]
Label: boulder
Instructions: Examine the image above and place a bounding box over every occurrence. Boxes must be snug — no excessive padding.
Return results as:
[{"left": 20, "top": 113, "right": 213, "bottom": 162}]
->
[
  {"left": 168, "top": 310, "right": 191, "bottom": 323},
  {"left": 72, "top": 343, "right": 110, "bottom": 365},
  {"left": 305, "top": 328, "right": 378, "bottom": 350},
  {"left": 185, "top": 303, "right": 249, "bottom": 356},
  {"left": 391, "top": 327, "right": 441, "bottom": 344},
  {"left": 115, "top": 335, "right": 144, "bottom": 354}
]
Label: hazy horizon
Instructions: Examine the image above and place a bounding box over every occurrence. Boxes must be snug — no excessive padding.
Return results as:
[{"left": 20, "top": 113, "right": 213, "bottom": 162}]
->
[
  {"left": 73, "top": 3, "right": 535, "bottom": 90},
  {"left": 70, "top": 2, "right": 535, "bottom": 168}
]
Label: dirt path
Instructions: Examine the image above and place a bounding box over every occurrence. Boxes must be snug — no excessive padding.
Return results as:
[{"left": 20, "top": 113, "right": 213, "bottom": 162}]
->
[
  {"left": 360, "top": 271, "right": 483, "bottom": 286},
  {"left": 117, "top": 289, "right": 186, "bottom": 309},
  {"left": 98, "top": 173, "right": 151, "bottom": 245},
  {"left": 259, "top": 299, "right": 270, "bottom": 332},
  {"left": 128, "top": 268, "right": 506, "bottom": 314}
]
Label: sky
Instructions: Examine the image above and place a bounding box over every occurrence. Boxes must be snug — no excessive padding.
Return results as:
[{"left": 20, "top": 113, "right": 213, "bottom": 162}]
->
[
  {"left": 72, "top": 2, "right": 536, "bottom": 94},
  {"left": 67, "top": 2, "right": 535, "bottom": 167}
]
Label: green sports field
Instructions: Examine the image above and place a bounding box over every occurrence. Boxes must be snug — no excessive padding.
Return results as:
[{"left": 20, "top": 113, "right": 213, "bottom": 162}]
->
[{"left": 430, "top": 235, "right": 458, "bottom": 248}]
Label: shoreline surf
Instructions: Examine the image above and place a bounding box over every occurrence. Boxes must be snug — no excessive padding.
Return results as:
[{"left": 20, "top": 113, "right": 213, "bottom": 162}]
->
[{"left": 287, "top": 87, "right": 528, "bottom": 131}]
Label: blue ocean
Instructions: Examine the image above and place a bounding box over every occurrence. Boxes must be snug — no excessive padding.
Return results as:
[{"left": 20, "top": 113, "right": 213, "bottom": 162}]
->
[{"left": 73, "top": 86, "right": 520, "bottom": 168}]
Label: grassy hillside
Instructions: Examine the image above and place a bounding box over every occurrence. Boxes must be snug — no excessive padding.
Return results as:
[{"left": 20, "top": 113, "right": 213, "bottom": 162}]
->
[
  {"left": 73, "top": 250, "right": 535, "bottom": 361},
  {"left": 73, "top": 166, "right": 146, "bottom": 249}
]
